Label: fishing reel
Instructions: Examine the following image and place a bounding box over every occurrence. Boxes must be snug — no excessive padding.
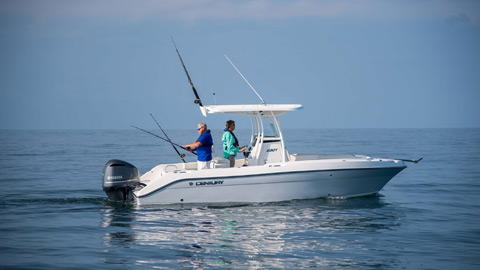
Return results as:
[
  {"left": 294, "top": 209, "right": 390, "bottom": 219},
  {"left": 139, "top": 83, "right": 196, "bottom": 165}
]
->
[
  {"left": 242, "top": 145, "right": 251, "bottom": 158},
  {"left": 242, "top": 146, "right": 251, "bottom": 167}
]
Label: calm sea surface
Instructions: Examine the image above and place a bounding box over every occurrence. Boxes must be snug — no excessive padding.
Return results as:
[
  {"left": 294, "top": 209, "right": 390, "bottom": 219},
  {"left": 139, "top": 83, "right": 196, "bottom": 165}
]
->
[{"left": 0, "top": 129, "right": 479, "bottom": 269}]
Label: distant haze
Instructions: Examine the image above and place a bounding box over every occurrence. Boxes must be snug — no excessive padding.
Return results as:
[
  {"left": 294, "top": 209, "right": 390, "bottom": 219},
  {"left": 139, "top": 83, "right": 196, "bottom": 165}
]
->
[{"left": 1, "top": 0, "right": 479, "bottom": 129}]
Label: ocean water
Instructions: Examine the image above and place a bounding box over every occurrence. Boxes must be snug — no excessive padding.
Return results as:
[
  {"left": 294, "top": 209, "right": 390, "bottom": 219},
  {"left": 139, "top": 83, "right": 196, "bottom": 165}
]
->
[{"left": 0, "top": 128, "right": 479, "bottom": 269}]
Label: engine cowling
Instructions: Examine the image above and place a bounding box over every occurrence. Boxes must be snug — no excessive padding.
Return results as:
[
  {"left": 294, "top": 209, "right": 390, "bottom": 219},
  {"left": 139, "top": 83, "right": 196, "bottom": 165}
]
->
[{"left": 102, "top": 159, "right": 141, "bottom": 202}]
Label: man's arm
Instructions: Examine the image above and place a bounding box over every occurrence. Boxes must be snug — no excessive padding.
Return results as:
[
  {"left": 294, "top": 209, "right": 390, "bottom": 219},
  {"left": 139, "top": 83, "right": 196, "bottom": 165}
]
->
[{"left": 183, "top": 141, "right": 202, "bottom": 149}]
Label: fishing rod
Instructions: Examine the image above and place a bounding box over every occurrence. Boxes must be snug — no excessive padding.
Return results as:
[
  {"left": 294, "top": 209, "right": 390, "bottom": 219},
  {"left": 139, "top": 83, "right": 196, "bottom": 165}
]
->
[
  {"left": 150, "top": 113, "right": 186, "bottom": 163},
  {"left": 131, "top": 125, "right": 197, "bottom": 155},
  {"left": 171, "top": 37, "right": 203, "bottom": 107}
]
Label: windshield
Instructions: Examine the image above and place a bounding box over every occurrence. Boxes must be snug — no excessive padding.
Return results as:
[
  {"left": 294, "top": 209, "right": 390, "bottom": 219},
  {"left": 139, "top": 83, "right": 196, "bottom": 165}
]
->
[{"left": 262, "top": 117, "right": 280, "bottom": 138}]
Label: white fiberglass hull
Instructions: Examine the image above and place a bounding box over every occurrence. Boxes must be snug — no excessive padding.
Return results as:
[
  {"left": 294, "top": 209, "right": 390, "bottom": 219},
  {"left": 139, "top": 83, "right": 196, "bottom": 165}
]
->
[{"left": 134, "top": 158, "right": 406, "bottom": 205}]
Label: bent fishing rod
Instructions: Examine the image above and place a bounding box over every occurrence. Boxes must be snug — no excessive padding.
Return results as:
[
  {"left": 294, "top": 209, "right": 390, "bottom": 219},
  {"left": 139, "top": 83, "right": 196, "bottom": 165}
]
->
[
  {"left": 171, "top": 37, "right": 203, "bottom": 107},
  {"left": 131, "top": 125, "right": 197, "bottom": 155},
  {"left": 150, "top": 113, "right": 186, "bottom": 163}
]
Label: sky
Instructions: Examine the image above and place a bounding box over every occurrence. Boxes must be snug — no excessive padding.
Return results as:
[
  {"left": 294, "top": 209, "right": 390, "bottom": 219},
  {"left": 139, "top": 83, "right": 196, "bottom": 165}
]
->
[{"left": 0, "top": 0, "right": 479, "bottom": 130}]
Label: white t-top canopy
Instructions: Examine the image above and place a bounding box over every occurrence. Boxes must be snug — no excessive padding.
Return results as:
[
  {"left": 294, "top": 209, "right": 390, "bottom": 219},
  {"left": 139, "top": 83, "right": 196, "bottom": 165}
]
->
[{"left": 200, "top": 104, "right": 303, "bottom": 117}]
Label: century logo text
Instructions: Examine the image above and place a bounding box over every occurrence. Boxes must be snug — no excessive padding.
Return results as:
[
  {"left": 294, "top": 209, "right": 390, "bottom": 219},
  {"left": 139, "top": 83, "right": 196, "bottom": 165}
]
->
[{"left": 190, "top": 180, "right": 224, "bottom": 186}]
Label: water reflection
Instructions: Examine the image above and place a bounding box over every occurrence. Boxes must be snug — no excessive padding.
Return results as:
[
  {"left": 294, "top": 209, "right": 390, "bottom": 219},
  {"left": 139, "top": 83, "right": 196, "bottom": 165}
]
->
[
  {"left": 99, "top": 196, "right": 404, "bottom": 269},
  {"left": 100, "top": 203, "right": 137, "bottom": 266}
]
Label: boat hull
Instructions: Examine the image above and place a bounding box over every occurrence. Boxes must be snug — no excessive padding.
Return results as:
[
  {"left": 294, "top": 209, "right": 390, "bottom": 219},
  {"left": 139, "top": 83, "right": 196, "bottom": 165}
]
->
[{"left": 135, "top": 164, "right": 406, "bottom": 205}]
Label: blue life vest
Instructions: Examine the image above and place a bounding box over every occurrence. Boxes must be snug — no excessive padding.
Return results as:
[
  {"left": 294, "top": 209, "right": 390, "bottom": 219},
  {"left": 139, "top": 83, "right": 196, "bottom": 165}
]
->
[{"left": 196, "top": 130, "right": 213, "bottom": 162}]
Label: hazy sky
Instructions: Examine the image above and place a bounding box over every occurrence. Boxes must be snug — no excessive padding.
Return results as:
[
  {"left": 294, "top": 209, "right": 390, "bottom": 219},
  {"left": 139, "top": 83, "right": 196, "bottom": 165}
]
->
[{"left": 1, "top": 0, "right": 479, "bottom": 130}]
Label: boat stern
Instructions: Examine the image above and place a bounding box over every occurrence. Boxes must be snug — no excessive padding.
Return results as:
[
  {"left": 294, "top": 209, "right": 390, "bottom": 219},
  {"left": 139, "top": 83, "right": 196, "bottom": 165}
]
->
[{"left": 102, "top": 159, "right": 142, "bottom": 202}]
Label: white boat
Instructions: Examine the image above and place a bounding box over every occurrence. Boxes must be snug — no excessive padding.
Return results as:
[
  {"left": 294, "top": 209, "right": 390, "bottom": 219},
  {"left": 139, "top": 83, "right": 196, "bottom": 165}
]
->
[
  {"left": 103, "top": 103, "right": 408, "bottom": 205},
  {"left": 102, "top": 44, "right": 416, "bottom": 205}
]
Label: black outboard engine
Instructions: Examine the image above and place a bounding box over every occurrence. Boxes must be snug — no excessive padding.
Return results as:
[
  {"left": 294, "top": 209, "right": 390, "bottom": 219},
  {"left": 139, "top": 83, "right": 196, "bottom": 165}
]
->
[{"left": 102, "top": 159, "right": 141, "bottom": 202}]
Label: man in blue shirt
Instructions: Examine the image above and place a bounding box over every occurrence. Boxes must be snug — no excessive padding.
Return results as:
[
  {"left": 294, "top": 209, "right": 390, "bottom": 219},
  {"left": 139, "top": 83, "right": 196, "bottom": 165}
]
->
[{"left": 183, "top": 123, "right": 213, "bottom": 170}]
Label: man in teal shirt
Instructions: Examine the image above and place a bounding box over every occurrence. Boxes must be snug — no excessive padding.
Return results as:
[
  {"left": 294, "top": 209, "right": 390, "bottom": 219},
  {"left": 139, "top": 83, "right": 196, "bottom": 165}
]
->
[{"left": 222, "top": 120, "right": 245, "bottom": 167}]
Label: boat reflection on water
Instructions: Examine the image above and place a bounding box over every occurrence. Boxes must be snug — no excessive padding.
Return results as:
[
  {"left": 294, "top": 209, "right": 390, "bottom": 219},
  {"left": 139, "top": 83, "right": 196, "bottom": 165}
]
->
[
  {"left": 100, "top": 203, "right": 138, "bottom": 266},
  {"left": 101, "top": 205, "right": 136, "bottom": 242},
  {"left": 99, "top": 196, "right": 404, "bottom": 269}
]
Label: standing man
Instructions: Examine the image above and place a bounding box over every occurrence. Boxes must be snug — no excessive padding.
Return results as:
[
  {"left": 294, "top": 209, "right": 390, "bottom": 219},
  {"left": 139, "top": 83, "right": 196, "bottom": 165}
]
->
[
  {"left": 183, "top": 123, "right": 213, "bottom": 170},
  {"left": 222, "top": 120, "right": 245, "bottom": 167}
]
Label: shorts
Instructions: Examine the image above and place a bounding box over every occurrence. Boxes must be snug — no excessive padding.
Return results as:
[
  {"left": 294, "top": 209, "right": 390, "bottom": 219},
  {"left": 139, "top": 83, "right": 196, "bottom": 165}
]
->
[
  {"left": 227, "top": 155, "right": 236, "bottom": 167},
  {"left": 197, "top": 160, "right": 211, "bottom": 170}
]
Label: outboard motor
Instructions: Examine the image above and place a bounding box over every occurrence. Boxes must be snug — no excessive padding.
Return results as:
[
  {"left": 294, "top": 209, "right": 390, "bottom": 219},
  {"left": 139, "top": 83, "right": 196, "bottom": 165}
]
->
[{"left": 102, "top": 159, "right": 141, "bottom": 202}]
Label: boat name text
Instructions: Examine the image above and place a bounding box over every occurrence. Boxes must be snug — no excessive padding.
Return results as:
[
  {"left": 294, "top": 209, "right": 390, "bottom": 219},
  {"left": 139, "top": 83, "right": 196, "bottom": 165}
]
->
[
  {"left": 190, "top": 180, "right": 224, "bottom": 186},
  {"left": 266, "top": 148, "right": 278, "bottom": 152}
]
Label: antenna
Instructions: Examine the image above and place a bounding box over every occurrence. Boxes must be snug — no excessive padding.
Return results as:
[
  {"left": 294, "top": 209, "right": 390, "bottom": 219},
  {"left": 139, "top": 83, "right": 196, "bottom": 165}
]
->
[{"left": 224, "top": 55, "right": 266, "bottom": 105}]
